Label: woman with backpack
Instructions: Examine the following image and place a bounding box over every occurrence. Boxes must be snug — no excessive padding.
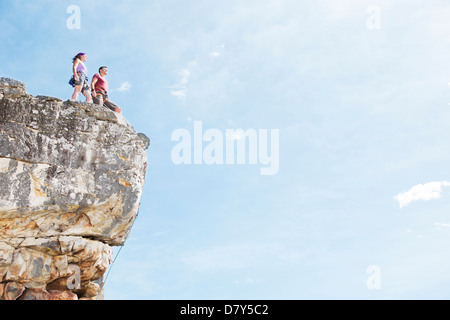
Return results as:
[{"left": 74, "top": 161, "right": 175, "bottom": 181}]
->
[{"left": 70, "top": 52, "right": 92, "bottom": 102}]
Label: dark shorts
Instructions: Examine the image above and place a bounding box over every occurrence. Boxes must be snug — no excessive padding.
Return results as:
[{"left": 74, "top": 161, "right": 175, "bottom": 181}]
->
[
  {"left": 93, "top": 90, "right": 121, "bottom": 112},
  {"left": 71, "top": 72, "right": 90, "bottom": 94}
]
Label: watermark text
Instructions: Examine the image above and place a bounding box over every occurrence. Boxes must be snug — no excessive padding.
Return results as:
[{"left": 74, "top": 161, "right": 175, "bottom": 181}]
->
[
  {"left": 366, "top": 265, "right": 381, "bottom": 290},
  {"left": 66, "top": 5, "right": 81, "bottom": 30},
  {"left": 366, "top": 5, "right": 381, "bottom": 30},
  {"left": 171, "top": 121, "right": 279, "bottom": 175}
]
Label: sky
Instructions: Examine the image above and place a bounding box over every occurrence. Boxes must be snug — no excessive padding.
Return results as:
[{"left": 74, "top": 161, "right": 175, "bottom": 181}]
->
[{"left": 1, "top": 0, "right": 450, "bottom": 299}]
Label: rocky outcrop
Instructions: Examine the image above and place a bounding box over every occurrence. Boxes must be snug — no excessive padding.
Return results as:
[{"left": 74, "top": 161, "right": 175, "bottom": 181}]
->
[{"left": 0, "top": 78, "right": 148, "bottom": 300}]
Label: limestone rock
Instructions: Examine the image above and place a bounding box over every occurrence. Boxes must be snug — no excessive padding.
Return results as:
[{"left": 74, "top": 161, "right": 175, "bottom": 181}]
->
[{"left": 0, "top": 78, "right": 148, "bottom": 299}]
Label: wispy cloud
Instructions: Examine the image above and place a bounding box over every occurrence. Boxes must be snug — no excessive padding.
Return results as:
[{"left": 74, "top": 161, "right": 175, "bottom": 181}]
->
[
  {"left": 434, "top": 222, "right": 450, "bottom": 228},
  {"left": 170, "top": 61, "right": 196, "bottom": 104},
  {"left": 210, "top": 44, "right": 225, "bottom": 57},
  {"left": 169, "top": 44, "right": 225, "bottom": 105},
  {"left": 394, "top": 181, "right": 450, "bottom": 208},
  {"left": 115, "top": 81, "right": 131, "bottom": 93}
]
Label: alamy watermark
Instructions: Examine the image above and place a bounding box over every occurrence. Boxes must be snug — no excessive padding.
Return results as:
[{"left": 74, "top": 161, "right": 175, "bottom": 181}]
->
[
  {"left": 366, "top": 265, "right": 381, "bottom": 290},
  {"left": 66, "top": 5, "right": 81, "bottom": 30},
  {"left": 66, "top": 264, "right": 81, "bottom": 290},
  {"left": 171, "top": 121, "right": 279, "bottom": 175},
  {"left": 366, "top": 5, "right": 381, "bottom": 30}
]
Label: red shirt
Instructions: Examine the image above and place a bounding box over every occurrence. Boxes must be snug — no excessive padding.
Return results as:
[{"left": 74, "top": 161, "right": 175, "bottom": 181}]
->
[{"left": 93, "top": 74, "right": 108, "bottom": 92}]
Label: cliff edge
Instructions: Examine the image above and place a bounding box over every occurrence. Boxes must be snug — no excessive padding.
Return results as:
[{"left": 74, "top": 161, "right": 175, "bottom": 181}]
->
[{"left": 0, "top": 78, "right": 148, "bottom": 300}]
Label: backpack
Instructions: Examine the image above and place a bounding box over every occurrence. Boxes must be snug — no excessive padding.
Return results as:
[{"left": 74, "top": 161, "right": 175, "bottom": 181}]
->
[{"left": 68, "top": 76, "right": 76, "bottom": 87}]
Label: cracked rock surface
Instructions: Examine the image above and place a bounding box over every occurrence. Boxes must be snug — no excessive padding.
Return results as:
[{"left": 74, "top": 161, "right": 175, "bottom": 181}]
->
[{"left": 0, "top": 78, "right": 148, "bottom": 300}]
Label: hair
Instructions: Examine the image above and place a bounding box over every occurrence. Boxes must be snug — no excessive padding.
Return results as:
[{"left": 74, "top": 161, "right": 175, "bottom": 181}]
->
[
  {"left": 99, "top": 66, "right": 107, "bottom": 72},
  {"left": 72, "top": 52, "right": 86, "bottom": 63}
]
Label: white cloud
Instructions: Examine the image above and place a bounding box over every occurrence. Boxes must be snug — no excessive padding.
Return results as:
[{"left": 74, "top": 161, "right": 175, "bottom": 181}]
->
[
  {"left": 233, "top": 278, "right": 263, "bottom": 285},
  {"left": 434, "top": 222, "right": 450, "bottom": 228},
  {"left": 170, "top": 89, "right": 187, "bottom": 102},
  {"left": 170, "top": 61, "right": 196, "bottom": 103},
  {"left": 394, "top": 181, "right": 450, "bottom": 208},
  {"left": 210, "top": 44, "right": 225, "bottom": 57},
  {"left": 113, "top": 81, "right": 131, "bottom": 93},
  {"left": 178, "top": 69, "right": 191, "bottom": 85}
]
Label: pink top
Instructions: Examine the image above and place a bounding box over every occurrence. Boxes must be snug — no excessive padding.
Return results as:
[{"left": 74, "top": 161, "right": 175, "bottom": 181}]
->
[{"left": 93, "top": 74, "right": 108, "bottom": 92}]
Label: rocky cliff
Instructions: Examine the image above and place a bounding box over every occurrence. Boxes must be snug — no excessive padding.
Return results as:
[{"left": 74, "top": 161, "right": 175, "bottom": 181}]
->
[{"left": 0, "top": 78, "right": 148, "bottom": 300}]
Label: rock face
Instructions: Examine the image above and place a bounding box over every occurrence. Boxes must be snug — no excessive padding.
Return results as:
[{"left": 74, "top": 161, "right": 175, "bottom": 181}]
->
[{"left": 0, "top": 78, "right": 148, "bottom": 300}]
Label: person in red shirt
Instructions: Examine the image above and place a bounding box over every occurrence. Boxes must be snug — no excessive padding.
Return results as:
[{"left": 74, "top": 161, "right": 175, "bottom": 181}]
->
[{"left": 91, "top": 66, "right": 122, "bottom": 113}]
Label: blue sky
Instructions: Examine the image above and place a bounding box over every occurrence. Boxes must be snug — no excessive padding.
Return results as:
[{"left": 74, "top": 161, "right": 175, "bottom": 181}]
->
[{"left": 2, "top": 0, "right": 450, "bottom": 299}]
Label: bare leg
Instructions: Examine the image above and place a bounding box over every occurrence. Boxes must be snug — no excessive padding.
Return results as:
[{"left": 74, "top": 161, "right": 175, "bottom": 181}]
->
[
  {"left": 82, "top": 88, "right": 92, "bottom": 102},
  {"left": 72, "top": 84, "right": 82, "bottom": 100}
]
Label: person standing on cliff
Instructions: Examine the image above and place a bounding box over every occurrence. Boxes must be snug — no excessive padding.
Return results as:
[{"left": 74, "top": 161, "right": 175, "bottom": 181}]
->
[
  {"left": 70, "top": 53, "right": 92, "bottom": 102},
  {"left": 91, "top": 66, "right": 122, "bottom": 113}
]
